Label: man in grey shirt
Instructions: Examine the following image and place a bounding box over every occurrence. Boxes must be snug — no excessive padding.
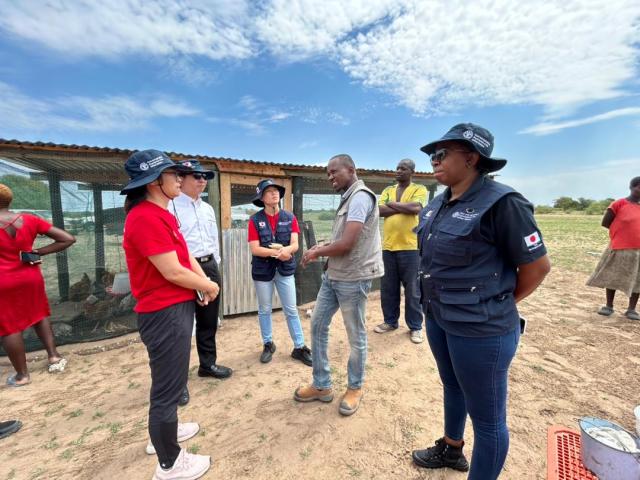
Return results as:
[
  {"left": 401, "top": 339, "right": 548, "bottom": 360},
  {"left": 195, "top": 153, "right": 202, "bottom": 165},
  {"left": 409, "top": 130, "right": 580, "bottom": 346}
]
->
[{"left": 294, "top": 154, "right": 383, "bottom": 416}]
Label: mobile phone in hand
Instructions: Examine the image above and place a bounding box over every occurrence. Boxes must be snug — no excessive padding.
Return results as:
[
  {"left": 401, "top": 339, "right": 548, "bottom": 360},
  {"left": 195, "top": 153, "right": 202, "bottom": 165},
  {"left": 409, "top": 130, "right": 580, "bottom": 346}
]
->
[
  {"left": 519, "top": 316, "right": 527, "bottom": 335},
  {"left": 20, "top": 251, "right": 42, "bottom": 265},
  {"left": 195, "top": 276, "right": 211, "bottom": 303}
]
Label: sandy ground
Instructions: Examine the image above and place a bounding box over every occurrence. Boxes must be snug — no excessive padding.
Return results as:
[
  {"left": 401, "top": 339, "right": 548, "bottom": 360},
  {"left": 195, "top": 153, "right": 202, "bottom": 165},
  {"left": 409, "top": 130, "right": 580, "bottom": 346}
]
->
[{"left": 1, "top": 268, "right": 639, "bottom": 480}]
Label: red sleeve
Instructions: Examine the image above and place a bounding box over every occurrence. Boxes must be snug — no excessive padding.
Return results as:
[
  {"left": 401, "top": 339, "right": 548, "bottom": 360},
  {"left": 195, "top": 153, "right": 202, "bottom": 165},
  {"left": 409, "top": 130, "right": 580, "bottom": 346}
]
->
[
  {"left": 291, "top": 215, "right": 301, "bottom": 234},
  {"left": 129, "top": 215, "right": 178, "bottom": 257},
  {"left": 30, "top": 214, "right": 52, "bottom": 234},
  {"left": 248, "top": 219, "right": 259, "bottom": 242},
  {"left": 608, "top": 198, "right": 625, "bottom": 214}
]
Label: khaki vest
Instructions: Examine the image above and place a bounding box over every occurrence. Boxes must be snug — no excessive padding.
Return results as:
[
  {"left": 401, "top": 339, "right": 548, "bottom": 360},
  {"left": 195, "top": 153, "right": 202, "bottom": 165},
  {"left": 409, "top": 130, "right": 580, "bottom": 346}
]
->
[{"left": 327, "top": 180, "right": 384, "bottom": 281}]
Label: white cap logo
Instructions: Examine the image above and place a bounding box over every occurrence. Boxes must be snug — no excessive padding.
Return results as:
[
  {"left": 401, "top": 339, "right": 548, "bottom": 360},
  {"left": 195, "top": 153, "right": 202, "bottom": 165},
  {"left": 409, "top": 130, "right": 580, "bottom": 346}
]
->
[
  {"left": 462, "top": 129, "right": 474, "bottom": 139},
  {"left": 139, "top": 162, "right": 149, "bottom": 171},
  {"left": 183, "top": 161, "right": 192, "bottom": 168}
]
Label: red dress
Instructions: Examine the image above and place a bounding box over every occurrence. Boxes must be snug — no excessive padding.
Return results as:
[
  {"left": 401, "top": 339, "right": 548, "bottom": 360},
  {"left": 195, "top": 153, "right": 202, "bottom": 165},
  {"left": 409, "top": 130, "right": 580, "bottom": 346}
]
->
[{"left": 0, "top": 213, "right": 52, "bottom": 336}]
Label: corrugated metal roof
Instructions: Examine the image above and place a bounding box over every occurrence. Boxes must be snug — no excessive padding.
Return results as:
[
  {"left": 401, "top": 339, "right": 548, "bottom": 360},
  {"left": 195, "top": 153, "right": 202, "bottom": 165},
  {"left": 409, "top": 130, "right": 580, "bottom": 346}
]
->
[{"left": 0, "top": 138, "right": 434, "bottom": 176}]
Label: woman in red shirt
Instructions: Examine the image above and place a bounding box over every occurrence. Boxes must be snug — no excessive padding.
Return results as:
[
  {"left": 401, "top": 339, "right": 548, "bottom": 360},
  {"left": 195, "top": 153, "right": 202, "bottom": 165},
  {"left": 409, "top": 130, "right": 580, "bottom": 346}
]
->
[
  {"left": 588, "top": 176, "right": 640, "bottom": 320},
  {"left": 0, "top": 183, "right": 75, "bottom": 386},
  {"left": 248, "top": 179, "right": 312, "bottom": 366},
  {"left": 121, "top": 150, "right": 219, "bottom": 480}
]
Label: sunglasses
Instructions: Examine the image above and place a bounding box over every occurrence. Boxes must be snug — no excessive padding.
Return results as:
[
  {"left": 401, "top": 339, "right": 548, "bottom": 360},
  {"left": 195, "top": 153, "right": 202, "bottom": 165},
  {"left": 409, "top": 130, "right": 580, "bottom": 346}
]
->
[
  {"left": 430, "top": 148, "right": 471, "bottom": 164},
  {"left": 189, "top": 173, "right": 209, "bottom": 180}
]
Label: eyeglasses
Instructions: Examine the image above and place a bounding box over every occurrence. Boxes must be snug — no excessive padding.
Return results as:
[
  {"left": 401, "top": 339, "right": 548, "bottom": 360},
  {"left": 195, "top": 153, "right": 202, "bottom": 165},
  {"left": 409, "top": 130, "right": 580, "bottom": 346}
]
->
[
  {"left": 430, "top": 148, "right": 471, "bottom": 164},
  {"left": 189, "top": 173, "right": 208, "bottom": 180},
  {"left": 163, "top": 170, "right": 185, "bottom": 180}
]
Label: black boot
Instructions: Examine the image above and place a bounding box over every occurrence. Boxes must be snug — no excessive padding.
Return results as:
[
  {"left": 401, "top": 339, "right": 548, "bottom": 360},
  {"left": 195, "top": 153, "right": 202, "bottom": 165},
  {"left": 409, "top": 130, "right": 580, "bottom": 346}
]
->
[
  {"left": 412, "top": 437, "right": 470, "bottom": 472},
  {"left": 260, "top": 342, "right": 276, "bottom": 363},
  {"left": 178, "top": 386, "right": 190, "bottom": 407},
  {"left": 291, "top": 345, "right": 312, "bottom": 366}
]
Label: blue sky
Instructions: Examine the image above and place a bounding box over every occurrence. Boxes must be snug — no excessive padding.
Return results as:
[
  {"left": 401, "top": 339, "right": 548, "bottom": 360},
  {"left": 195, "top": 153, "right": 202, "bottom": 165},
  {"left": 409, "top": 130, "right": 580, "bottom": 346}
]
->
[{"left": 0, "top": 0, "right": 639, "bottom": 205}]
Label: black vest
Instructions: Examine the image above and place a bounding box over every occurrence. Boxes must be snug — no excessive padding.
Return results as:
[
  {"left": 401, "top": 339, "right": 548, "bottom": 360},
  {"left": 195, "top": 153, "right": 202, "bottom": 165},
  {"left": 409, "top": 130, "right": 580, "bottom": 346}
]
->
[
  {"left": 417, "top": 177, "right": 518, "bottom": 330},
  {"left": 251, "top": 209, "right": 297, "bottom": 281}
]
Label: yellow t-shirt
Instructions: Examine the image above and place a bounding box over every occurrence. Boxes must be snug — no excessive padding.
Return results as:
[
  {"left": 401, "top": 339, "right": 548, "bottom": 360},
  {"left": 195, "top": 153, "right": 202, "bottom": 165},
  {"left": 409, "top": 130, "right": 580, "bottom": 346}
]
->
[{"left": 379, "top": 183, "right": 428, "bottom": 251}]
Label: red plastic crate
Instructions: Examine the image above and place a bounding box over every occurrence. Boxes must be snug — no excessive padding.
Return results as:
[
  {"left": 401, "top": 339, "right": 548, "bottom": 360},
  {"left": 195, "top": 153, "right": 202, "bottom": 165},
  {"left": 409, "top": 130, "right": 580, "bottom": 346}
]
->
[{"left": 547, "top": 426, "right": 598, "bottom": 480}]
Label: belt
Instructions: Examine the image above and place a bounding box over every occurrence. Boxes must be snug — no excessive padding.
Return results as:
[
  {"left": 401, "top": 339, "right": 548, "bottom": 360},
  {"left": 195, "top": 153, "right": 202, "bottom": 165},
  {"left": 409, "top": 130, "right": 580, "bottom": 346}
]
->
[{"left": 196, "top": 255, "right": 213, "bottom": 264}]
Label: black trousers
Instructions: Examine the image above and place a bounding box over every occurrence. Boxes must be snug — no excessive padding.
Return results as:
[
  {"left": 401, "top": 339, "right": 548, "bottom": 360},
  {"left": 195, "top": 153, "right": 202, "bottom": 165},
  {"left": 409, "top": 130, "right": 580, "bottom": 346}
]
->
[
  {"left": 195, "top": 258, "right": 222, "bottom": 367},
  {"left": 138, "top": 300, "right": 194, "bottom": 467}
]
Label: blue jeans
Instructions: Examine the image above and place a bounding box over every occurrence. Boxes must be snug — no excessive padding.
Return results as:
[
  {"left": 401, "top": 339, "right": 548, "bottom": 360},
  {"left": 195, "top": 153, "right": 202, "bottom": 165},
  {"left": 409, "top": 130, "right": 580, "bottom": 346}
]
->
[
  {"left": 426, "top": 315, "right": 519, "bottom": 480},
  {"left": 381, "top": 250, "right": 423, "bottom": 331},
  {"left": 311, "top": 273, "right": 372, "bottom": 390},
  {"left": 254, "top": 272, "right": 305, "bottom": 348}
]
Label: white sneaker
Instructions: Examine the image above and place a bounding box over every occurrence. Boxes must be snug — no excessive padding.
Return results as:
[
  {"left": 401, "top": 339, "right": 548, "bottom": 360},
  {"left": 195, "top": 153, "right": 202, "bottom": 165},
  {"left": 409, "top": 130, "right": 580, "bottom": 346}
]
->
[
  {"left": 146, "top": 423, "right": 200, "bottom": 455},
  {"left": 410, "top": 330, "right": 424, "bottom": 344},
  {"left": 152, "top": 448, "right": 210, "bottom": 480}
]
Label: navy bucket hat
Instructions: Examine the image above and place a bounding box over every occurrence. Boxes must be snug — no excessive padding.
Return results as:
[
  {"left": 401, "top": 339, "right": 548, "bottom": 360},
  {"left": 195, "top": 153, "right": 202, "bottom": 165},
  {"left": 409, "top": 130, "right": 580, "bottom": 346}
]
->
[
  {"left": 177, "top": 159, "right": 215, "bottom": 179},
  {"left": 252, "top": 179, "right": 285, "bottom": 207},
  {"left": 120, "top": 149, "right": 182, "bottom": 194},
  {"left": 420, "top": 123, "right": 507, "bottom": 173}
]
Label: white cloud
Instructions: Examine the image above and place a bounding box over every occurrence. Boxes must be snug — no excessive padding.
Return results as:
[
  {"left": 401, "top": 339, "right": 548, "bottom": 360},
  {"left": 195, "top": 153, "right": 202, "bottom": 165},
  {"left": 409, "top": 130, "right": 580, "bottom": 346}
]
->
[
  {"left": 206, "top": 116, "right": 265, "bottom": 135},
  {"left": 501, "top": 158, "right": 640, "bottom": 205},
  {"left": 298, "top": 107, "right": 350, "bottom": 125},
  {"left": 299, "top": 140, "right": 319, "bottom": 149},
  {"left": 0, "top": 0, "right": 253, "bottom": 60},
  {"left": 268, "top": 112, "right": 291, "bottom": 122},
  {"left": 519, "top": 107, "right": 640, "bottom": 135},
  {"left": 254, "top": 0, "right": 402, "bottom": 59},
  {"left": 2, "top": 0, "right": 639, "bottom": 119},
  {"left": 0, "top": 82, "right": 198, "bottom": 134},
  {"left": 206, "top": 96, "right": 349, "bottom": 134},
  {"left": 238, "top": 95, "right": 260, "bottom": 111},
  {"left": 163, "top": 57, "right": 218, "bottom": 86},
  {"left": 256, "top": 0, "right": 640, "bottom": 115}
]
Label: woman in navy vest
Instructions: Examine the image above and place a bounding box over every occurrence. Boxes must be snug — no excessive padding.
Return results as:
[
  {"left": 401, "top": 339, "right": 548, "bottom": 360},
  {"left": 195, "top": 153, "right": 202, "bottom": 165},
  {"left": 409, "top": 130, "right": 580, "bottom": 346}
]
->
[
  {"left": 411, "top": 124, "right": 551, "bottom": 479},
  {"left": 248, "top": 179, "right": 312, "bottom": 366}
]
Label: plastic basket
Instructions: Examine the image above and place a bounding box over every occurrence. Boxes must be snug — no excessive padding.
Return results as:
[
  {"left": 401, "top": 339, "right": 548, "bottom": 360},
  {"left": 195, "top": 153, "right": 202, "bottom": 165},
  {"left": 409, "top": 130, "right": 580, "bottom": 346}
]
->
[{"left": 547, "top": 426, "right": 598, "bottom": 479}]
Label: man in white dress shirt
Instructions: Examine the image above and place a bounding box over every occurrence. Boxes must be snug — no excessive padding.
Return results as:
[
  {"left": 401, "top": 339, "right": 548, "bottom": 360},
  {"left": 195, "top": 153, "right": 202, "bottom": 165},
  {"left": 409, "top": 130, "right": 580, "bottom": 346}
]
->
[{"left": 172, "top": 159, "right": 232, "bottom": 406}]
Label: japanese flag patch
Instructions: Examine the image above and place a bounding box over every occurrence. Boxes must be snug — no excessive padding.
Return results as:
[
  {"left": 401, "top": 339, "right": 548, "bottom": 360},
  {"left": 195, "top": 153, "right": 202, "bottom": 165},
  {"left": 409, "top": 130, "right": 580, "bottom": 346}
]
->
[{"left": 524, "top": 231, "right": 542, "bottom": 250}]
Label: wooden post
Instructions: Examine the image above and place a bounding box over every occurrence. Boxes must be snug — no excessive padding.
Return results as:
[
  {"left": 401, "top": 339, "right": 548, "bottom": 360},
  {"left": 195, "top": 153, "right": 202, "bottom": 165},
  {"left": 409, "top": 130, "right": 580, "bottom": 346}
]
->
[
  {"left": 207, "top": 165, "right": 224, "bottom": 321},
  {"left": 92, "top": 185, "right": 106, "bottom": 294},
  {"left": 48, "top": 174, "right": 70, "bottom": 301},
  {"left": 428, "top": 183, "right": 437, "bottom": 202},
  {"left": 220, "top": 173, "right": 231, "bottom": 230},
  {"left": 292, "top": 176, "right": 304, "bottom": 262}
]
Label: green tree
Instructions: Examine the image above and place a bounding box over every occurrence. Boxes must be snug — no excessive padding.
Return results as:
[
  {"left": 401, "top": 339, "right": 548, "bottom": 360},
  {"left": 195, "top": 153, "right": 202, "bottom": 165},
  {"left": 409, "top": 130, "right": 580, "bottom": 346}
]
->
[
  {"left": 553, "top": 196, "right": 580, "bottom": 211},
  {"left": 0, "top": 174, "right": 51, "bottom": 210},
  {"left": 576, "top": 197, "right": 593, "bottom": 210},
  {"left": 585, "top": 199, "right": 614, "bottom": 215}
]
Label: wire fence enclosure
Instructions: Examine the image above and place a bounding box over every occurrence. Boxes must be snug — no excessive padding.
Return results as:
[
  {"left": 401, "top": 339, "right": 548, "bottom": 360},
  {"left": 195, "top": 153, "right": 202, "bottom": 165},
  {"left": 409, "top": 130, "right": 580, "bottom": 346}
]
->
[{"left": 0, "top": 140, "right": 437, "bottom": 353}]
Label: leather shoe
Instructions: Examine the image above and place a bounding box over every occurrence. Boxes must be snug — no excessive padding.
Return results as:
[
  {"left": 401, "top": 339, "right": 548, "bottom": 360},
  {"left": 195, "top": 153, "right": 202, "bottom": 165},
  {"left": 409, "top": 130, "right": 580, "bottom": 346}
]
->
[
  {"left": 0, "top": 420, "right": 22, "bottom": 440},
  {"left": 178, "top": 386, "right": 190, "bottom": 407},
  {"left": 291, "top": 345, "right": 312, "bottom": 366},
  {"left": 260, "top": 342, "right": 276, "bottom": 363},
  {"left": 198, "top": 364, "right": 233, "bottom": 379}
]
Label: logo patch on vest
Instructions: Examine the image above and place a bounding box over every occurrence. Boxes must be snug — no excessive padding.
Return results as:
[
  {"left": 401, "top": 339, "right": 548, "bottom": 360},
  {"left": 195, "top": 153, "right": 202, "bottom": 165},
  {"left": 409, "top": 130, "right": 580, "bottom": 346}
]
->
[
  {"left": 524, "top": 231, "right": 543, "bottom": 251},
  {"left": 278, "top": 221, "right": 291, "bottom": 226},
  {"left": 452, "top": 210, "right": 479, "bottom": 221},
  {"left": 258, "top": 221, "right": 266, "bottom": 228},
  {"left": 423, "top": 210, "right": 434, "bottom": 219}
]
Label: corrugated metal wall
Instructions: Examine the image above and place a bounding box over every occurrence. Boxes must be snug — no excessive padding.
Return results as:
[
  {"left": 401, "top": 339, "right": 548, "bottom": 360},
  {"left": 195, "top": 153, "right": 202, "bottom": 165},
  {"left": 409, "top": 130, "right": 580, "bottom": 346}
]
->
[{"left": 222, "top": 228, "right": 281, "bottom": 315}]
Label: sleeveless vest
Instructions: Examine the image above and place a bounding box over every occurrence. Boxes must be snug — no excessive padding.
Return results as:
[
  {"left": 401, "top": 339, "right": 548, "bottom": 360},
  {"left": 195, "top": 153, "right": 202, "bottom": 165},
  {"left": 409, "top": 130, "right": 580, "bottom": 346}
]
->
[
  {"left": 417, "top": 177, "right": 518, "bottom": 328},
  {"left": 327, "top": 180, "right": 384, "bottom": 281},
  {"left": 251, "top": 209, "right": 297, "bottom": 281}
]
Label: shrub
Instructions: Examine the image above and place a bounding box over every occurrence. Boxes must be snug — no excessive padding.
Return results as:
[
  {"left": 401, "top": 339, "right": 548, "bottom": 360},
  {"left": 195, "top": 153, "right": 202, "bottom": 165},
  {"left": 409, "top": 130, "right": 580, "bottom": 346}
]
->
[
  {"left": 535, "top": 205, "right": 556, "bottom": 214},
  {"left": 318, "top": 212, "right": 335, "bottom": 220}
]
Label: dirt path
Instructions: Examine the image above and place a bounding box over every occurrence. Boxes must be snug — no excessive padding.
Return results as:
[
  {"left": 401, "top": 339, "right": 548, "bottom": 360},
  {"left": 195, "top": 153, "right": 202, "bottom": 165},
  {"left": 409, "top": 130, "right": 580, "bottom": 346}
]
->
[{"left": 1, "top": 269, "right": 638, "bottom": 479}]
